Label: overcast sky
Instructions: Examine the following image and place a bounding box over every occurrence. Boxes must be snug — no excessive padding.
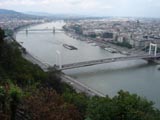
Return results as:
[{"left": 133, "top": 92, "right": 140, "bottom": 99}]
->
[{"left": 0, "top": 0, "right": 160, "bottom": 17}]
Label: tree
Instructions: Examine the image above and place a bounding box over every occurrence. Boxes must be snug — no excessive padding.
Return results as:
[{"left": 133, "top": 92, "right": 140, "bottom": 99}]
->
[
  {"left": 112, "top": 90, "right": 160, "bottom": 120},
  {"left": 63, "top": 92, "right": 89, "bottom": 118},
  {"left": 0, "top": 86, "right": 7, "bottom": 114},
  {"left": 0, "top": 83, "right": 22, "bottom": 120},
  {"left": 0, "top": 28, "right": 5, "bottom": 57},
  {"left": 0, "top": 28, "right": 5, "bottom": 44},
  {"left": 85, "top": 96, "right": 115, "bottom": 120},
  {"left": 22, "top": 88, "right": 82, "bottom": 120},
  {"left": 85, "top": 90, "right": 160, "bottom": 120},
  {"left": 9, "top": 85, "right": 22, "bottom": 120},
  {"left": 41, "top": 70, "right": 62, "bottom": 93}
]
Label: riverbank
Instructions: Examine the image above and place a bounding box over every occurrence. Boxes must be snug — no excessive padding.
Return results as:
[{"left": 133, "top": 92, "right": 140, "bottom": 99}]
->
[
  {"left": 64, "top": 31, "right": 146, "bottom": 56},
  {"left": 64, "top": 30, "right": 160, "bottom": 64},
  {"left": 61, "top": 74, "right": 105, "bottom": 97}
]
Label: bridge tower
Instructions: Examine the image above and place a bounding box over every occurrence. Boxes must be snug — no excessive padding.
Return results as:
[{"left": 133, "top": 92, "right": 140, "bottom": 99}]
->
[
  {"left": 149, "top": 43, "right": 157, "bottom": 56},
  {"left": 56, "top": 50, "right": 62, "bottom": 69},
  {"left": 53, "top": 27, "right": 55, "bottom": 34}
]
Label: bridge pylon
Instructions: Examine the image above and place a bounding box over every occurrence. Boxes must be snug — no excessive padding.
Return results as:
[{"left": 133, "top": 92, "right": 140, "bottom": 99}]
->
[
  {"left": 149, "top": 43, "right": 157, "bottom": 56},
  {"left": 56, "top": 50, "right": 62, "bottom": 69}
]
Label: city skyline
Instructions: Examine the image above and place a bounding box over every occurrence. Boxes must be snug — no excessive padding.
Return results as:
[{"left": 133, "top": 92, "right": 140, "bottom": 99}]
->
[{"left": 0, "top": 0, "right": 160, "bottom": 18}]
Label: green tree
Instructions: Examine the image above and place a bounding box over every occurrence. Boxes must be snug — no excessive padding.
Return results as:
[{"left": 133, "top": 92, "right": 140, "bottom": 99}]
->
[
  {"left": 85, "top": 90, "right": 160, "bottom": 120},
  {"left": 0, "top": 86, "right": 7, "bottom": 113},
  {"left": 85, "top": 96, "right": 115, "bottom": 120},
  {"left": 0, "top": 28, "right": 5, "bottom": 44},
  {"left": 0, "top": 28, "right": 5, "bottom": 57},
  {"left": 112, "top": 90, "right": 160, "bottom": 120},
  {"left": 22, "top": 88, "right": 82, "bottom": 120},
  {"left": 43, "top": 71, "right": 62, "bottom": 93},
  {"left": 9, "top": 85, "right": 22, "bottom": 120},
  {"left": 63, "top": 92, "right": 89, "bottom": 118}
]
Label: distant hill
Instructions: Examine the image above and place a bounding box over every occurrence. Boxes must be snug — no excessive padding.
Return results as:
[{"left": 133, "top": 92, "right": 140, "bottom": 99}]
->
[
  {"left": 25, "top": 11, "right": 54, "bottom": 16},
  {"left": 24, "top": 11, "right": 91, "bottom": 19},
  {"left": 0, "top": 9, "right": 42, "bottom": 19},
  {"left": 0, "top": 9, "right": 22, "bottom": 15},
  {"left": 0, "top": 9, "right": 97, "bottom": 20},
  {"left": 0, "top": 9, "right": 75, "bottom": 20}
]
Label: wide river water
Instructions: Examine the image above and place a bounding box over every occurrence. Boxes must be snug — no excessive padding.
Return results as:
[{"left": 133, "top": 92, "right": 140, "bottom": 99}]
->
[{"left": 16, "top": 21, "right": 160, "bottom": 108}]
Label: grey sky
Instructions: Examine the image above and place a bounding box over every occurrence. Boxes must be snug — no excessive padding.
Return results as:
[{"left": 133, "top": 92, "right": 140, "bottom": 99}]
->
[{"left": 0, "top": 0, "right": 160, "bottom": 17}]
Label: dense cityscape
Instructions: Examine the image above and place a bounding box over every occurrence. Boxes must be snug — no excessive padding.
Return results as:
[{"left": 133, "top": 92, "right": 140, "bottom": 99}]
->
[{"left": 65, "top": 18, "right": 160, "bottom": 49}]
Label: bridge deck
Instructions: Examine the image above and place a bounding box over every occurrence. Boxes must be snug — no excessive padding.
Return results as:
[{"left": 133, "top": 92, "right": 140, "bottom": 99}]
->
[
  {"left": 58, "top": 54, "right": 160, "bottom": 70},
  {"left": 21, "top": 29, "right": 64, "bottom": 31}
]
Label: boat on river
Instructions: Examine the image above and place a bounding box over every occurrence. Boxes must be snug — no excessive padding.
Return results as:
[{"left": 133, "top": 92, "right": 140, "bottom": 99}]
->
[{"left": 63, "top": 44, "right": 78, "bottom": 50}]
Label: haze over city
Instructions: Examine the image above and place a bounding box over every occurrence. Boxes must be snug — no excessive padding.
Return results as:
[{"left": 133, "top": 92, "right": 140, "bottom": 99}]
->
[{"left": 0, "top": 0, "right": 160, "bottom": 17}]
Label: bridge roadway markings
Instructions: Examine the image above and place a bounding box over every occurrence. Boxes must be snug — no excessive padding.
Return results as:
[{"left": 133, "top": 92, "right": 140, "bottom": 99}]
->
[{"left": 59, "top": 54, "right": 160, "bottom": 70}]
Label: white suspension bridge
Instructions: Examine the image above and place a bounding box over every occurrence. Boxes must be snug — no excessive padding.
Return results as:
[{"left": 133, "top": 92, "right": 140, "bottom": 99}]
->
[{"left": 54, "top": 43, "right": 160, "bottom": 70}]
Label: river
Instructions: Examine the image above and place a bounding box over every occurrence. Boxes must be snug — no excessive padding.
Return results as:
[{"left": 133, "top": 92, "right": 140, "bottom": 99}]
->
[{"left": 16, "top": 21, "right": 160, "bottom": 108}]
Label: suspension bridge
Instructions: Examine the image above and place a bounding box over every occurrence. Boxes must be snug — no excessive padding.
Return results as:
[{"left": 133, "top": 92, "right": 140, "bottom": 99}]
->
[
  {"left": 20, "top": 27, "right": 64, "bottom": 34},
  {"left": 55, "top": 43, "right": 160, "bottom": 70}
]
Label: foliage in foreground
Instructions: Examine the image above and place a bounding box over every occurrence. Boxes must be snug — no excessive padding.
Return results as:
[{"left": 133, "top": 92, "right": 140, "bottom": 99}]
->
[{"left": 85, "top": 90, "right": 160, "bottom": 120}]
